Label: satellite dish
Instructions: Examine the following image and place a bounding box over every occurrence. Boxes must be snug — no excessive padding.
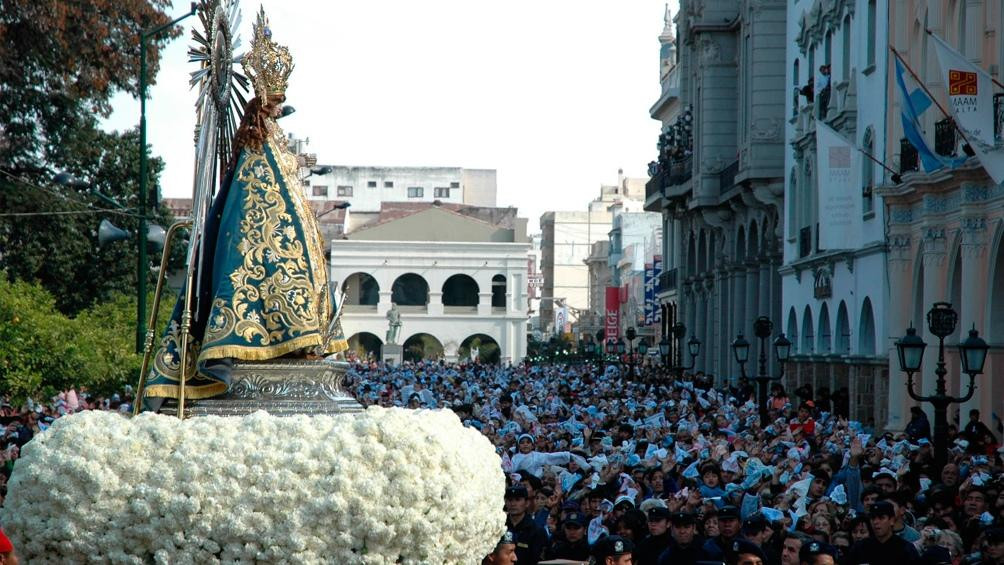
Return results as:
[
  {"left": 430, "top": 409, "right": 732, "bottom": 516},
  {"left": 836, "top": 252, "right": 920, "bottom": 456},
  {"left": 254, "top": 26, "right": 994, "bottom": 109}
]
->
[{"left": 98, "top": 219, "right": 130, "bottom": 246}]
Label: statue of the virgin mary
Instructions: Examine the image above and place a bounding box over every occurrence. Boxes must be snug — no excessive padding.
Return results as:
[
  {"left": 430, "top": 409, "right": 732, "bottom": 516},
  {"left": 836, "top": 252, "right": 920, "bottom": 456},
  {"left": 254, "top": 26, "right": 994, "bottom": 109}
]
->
[{"left": 143, "top": 9, "right": 347, "bottom": 402}]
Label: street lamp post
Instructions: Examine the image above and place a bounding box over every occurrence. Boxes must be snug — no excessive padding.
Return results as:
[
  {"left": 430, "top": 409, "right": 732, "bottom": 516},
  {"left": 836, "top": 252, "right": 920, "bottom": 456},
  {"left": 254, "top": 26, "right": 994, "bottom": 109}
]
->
[
  {"left": 137, "top": 2, "right": 198, "bottom": 352},
  {"left": 732, "top": 316, "right": 792, "bottom": 427},
  {"left": 664, "top": 322, "right": 701, "bottom": 379},
  {"left": 895, "top": 302, "right": 988, "bottom": 471},
  {"left": 625, "top": 326, "right": 637, "bottom": 377}
]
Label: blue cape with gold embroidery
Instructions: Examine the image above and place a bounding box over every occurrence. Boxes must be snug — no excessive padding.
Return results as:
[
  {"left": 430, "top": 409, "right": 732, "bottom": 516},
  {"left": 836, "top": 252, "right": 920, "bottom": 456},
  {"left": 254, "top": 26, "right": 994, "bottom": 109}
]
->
[{"left": 144, "top": 140, "right": 345, "bottom": 401}]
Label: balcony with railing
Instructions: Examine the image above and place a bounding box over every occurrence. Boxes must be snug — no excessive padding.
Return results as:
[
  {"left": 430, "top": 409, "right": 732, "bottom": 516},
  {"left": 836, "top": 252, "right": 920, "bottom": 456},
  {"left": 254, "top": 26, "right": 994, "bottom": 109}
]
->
[
  {"left": 900, "top": 137, "right": 918, "bottom": 174},
  {"left": 659, "top": 268, "right": 678, "bottom": 293},
  {"left": 667, "top": 156, "right": 693, "bottom": 187},
  {"left": 996, "top": 94, "right": 1004, "bottom": 142},
  {"left": 798, "top": 226, "right": 812, "bottom": 259},
  {"left": 719, "top": 160, "right": 739, "bottom": 194},
  {"left": 934, "top": 118, "right": 957, "bottom": 156}
]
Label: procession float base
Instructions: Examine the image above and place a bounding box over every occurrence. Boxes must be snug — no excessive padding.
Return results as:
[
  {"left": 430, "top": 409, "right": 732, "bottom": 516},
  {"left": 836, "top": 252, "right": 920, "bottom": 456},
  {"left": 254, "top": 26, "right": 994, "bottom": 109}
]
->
[
  {"left": 158, "top": 359, "right": 364, "bottom": 418},
  {"left": 1, "top": 408, "right": 506, "bottom": 564}
]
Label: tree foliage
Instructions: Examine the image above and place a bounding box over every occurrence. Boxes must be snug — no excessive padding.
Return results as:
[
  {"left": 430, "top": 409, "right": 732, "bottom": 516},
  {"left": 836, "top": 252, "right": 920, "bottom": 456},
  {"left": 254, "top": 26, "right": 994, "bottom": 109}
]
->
[
  {"left": 0, "top": 128, "right": 183, "bottom": 314},
  {"left": 0, "top": 0, "right": 178, "bottom": 168},
  {"left": 0, "top": 277, "right": 174, "bottom": 403}
]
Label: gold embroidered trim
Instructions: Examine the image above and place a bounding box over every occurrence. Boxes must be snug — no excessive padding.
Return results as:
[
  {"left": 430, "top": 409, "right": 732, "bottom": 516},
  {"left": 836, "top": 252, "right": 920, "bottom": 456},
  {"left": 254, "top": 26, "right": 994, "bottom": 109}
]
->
[{"left": 143, "top": 382, "right": 228, "bottom": 400}]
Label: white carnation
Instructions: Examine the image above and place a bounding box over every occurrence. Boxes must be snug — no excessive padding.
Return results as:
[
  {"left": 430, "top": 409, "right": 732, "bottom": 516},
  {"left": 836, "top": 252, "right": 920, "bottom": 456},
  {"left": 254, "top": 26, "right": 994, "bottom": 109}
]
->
[{"left": 2, "top": 407, "right": 506, "bottom": 564}]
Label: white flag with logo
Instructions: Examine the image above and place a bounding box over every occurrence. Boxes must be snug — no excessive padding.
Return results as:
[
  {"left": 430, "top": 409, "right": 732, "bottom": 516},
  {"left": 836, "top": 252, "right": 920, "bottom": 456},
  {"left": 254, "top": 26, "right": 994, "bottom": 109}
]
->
[
  {"left": 930, "top": 32, "right": 1004, "bottom": 183},
  {"left": 815, "top": 122, "right": 861, "bottom": 250}
]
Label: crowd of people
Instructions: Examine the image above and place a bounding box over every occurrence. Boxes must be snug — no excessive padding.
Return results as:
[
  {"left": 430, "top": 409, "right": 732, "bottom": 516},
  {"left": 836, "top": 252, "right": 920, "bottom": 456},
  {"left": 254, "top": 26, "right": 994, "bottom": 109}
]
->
[
  {"left": 347, "top": 360, "right": 1004, "bottom": 565},
  {"left": 1, "top": 360, "right": 1002, "bottom": 565}
]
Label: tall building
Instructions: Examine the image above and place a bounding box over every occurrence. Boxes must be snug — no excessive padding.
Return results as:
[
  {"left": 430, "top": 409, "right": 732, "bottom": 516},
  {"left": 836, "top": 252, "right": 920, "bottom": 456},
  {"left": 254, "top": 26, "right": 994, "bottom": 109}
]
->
[
  {"left": 780, "top": 0, "right": 892, "bottom": 425},
  {"left": 539, "top": 171, "right": 644, "bottom": 336},
  {"left": 646, "top": 0, "right": 787, "bottom": 379},
  {"left": 878, "top": 0, "right": 1004, "bottom": 431}
]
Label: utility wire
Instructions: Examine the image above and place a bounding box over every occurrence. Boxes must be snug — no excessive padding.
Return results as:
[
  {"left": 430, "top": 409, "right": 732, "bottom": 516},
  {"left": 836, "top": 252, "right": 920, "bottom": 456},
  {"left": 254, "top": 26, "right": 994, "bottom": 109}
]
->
[{"left": 0, "top": 208, "right": 139, "bottom": 218}]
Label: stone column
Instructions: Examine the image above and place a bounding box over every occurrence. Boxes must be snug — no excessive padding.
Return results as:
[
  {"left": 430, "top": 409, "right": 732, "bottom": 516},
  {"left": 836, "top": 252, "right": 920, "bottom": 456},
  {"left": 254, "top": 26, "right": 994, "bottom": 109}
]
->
[
  {"left": 477, "top": 292, "right": 493, "bottom": 316},
  {"left": 885, "top": 232, "right": 915, "bottom": 431},
  {"left": 717, "top": 268, "right": 730, "bottom": 380},
  {"left": 428, "top": 292, "right": 444, "bottom": 316},
  {"left": 920, "top": 228, "right": 949, "bottom": 413},
  {"left": 378, "top": 290, "right": 393, "bottom": 316},
  {"left": 745, "top": 262, "right": 758, "bottom": 332},
  {"left": 958, "top": 218, "right": 988, "bottom": 417},
  {"left": 695, "top": 289, "right": 706, "bottom": 374}
]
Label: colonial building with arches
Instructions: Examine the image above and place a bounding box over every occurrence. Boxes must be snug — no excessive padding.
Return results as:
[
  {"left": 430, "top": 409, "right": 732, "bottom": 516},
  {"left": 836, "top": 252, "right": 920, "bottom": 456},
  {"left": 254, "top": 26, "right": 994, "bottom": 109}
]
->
[{"left": 329, "top": 205, "right": 530, "bottom": 363}]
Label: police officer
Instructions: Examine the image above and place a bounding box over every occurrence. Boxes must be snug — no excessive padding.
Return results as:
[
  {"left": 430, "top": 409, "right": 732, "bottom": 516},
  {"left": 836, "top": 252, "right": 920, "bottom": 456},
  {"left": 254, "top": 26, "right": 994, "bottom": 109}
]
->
[
  {"left": 799, "top": 540, "right": 838, "bottom": 565},
  {"left": 701, "top": 505, "right": 743, "bottom": 561},
  {"left": 544, "top": 511, "right": 591, "bottom": 561},
  {"left": 727, "top": 538, "right": 768, "bottom": 565},
  {"left": 505, "top": 485, "right": 547, "bottom": 565},
  {"left": 844, "top": 502, "right": 920, "bottom": 565},
  {"left": 635, "top": 507, "right": 672, "bottom": 565},
  {"left": 592, "top": 535, "right": 635, "bottom": 565},
  {"left": 657, "top": 510, "right": 703, "bottom": 565},
  {"left": 482, "top": 531, "right": 518, "bottom": 565}
]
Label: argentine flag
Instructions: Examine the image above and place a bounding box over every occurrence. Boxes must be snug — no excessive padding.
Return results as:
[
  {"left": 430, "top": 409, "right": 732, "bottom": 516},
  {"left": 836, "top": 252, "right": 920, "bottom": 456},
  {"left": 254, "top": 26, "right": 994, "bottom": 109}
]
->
[{"left": 894, "top": 57, "right": 966, "bottom": 172}]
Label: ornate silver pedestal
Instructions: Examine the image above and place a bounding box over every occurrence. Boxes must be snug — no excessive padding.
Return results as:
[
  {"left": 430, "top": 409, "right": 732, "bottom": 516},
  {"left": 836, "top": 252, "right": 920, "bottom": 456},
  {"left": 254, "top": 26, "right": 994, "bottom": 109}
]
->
[{"left": 159, "top": 359, "right": 363, "bottom": 417}]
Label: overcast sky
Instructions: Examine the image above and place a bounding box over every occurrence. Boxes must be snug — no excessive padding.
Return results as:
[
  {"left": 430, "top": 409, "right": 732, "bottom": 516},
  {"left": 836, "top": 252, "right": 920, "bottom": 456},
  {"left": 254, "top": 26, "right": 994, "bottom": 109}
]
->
[{"left": 102, "top": 1, "right": 676, "bottom": 232}]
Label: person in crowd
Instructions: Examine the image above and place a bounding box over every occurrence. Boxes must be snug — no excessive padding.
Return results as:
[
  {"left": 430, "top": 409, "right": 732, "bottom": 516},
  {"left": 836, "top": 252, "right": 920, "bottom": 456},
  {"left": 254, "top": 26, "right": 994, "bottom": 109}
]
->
[
  {"left": 906, "top": 407, "right": 932, "bottom": 441},
  {"left": 657, "top": 510, "right": 703, "bottom": 565},
  {"left": 505, "top": 485, "right": 546, "bottom": 565},
  {"left": 728, "top": 538, "right": 767, "bottom": 565},
  {"left": 592, "top": 535, "right": 634, "bottom": 565},
  {"left": 782, "top": 532, "right": 812, "bottom": 565},
  {"left": 701, "top": 505, "right": 742, "bottom": 561},
  {"left": 635, "top": 507, "right": 672, "bottom": 565},
  {"left": 799, "top": 540, "right": 837, "bottom": 565},
  {"left": 844, "top": 501, "right": 920, "bottom": 564},
  {"left": 482, "top": 531, "right": 518, "bottom": 565},
  {"left": 544, "top": 511, "right": 591, "bottom": 561}
]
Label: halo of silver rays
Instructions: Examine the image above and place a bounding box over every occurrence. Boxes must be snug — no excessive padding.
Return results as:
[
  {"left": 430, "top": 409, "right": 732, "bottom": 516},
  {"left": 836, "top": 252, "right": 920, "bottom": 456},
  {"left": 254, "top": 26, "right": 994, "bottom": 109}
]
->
[{"left": 186, "top": 0, "right": 248, "bottom": 309}]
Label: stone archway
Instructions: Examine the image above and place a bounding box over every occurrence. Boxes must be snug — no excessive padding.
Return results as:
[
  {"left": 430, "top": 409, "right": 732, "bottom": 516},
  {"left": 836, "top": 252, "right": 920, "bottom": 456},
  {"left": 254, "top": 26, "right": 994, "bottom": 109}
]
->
[
  {"left": 348, "top": 332, "right": 383, "bottom": 360},
  {"left": 402, "top": 333, "right": 444, "bottom": 362},
  {"left": 442, "top": 274, "right": 479, "bottom": 307},
  {"left": 392, "top": 273, "right": 429, "bottom": 306},
  {"left": 460, "top": 334, "right": 501, "bottom": 364},
  {"left": 342, "top": 272, "right": 379, "bottom": 306}
]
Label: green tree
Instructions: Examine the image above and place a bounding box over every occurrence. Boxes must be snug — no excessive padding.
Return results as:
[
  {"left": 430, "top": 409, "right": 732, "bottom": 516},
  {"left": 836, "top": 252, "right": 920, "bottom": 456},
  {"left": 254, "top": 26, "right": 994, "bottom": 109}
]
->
[
  {"left": 0, "top": 0, "right": 178, "bottom": 170},
  {"left": 0, "top": 0, "right": 183, "bottom": 314},
  {"left": 0, "top": 128, "right": 182, "bottom": 314},
  {"left": 0, "top": 276, "right": 175, "bottom": 404}
]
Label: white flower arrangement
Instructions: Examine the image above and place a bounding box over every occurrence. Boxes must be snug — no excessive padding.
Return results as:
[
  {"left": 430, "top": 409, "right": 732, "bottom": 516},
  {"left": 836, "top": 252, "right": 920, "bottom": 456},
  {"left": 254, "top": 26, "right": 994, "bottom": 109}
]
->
[{"left": 2, "top": 407, "right": 506, "bottom": 564}]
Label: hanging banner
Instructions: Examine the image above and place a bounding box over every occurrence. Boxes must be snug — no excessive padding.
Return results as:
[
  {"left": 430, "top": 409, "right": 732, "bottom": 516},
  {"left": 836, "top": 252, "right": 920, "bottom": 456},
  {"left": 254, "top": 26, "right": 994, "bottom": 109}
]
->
[
  {"left": 930, "top": 32, "right": 1004, "bottom": 184},
  {"left": 815, "top": 122, "right": 862, "bottom": 250},
  {"left": 644, "top": 262, "right": 655, "bottom": 326},
  {"left": 605, "top": 286, "right": 620, "bottom": 342},
  {"left": 653, "top": 254, "right": 663, "bottom": 323}
]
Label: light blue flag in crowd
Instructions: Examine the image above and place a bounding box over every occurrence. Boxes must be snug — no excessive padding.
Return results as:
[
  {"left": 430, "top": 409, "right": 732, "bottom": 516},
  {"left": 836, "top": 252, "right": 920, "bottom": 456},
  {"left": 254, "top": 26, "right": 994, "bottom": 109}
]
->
[{"left": 894, "top": 57, "right": 966, "bottom": 173}]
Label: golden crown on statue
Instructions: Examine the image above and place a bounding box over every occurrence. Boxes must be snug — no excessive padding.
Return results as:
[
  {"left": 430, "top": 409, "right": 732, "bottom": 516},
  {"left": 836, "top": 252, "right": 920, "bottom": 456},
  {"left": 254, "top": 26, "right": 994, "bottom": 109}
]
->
[{"left": 242, "top": 7, "right": 293, "bottom": 98}]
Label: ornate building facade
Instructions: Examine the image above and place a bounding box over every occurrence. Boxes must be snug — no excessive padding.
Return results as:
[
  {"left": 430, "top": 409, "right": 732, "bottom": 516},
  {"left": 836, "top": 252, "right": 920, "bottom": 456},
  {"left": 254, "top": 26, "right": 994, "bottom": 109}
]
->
[
  {"left": 879, "top": 0, "right": 1004, "bottom": 432},
  {"left": 780, "top": 0, "right": 891, "bottom": 426},
  {"left": 647, "top": 0, "right": 787, "bottom": 379}
]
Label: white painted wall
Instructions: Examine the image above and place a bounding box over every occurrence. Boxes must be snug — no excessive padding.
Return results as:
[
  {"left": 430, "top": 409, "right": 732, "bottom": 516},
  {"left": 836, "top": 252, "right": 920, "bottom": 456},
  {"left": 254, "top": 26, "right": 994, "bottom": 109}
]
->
[{"left": 330, "top": 240, "right": 529, "bottom": 362}]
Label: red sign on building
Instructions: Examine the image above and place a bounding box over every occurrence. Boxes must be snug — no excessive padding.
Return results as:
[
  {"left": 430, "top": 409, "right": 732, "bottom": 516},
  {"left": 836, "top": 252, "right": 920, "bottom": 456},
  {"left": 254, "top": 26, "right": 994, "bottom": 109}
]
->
[{"left": 605, "top": 286, "right": 620, "bottom": 342}]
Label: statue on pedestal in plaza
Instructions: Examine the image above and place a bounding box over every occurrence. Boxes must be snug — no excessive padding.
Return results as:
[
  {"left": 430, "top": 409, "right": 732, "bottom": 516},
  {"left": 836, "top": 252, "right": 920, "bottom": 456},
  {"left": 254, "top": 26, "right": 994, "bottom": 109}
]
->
[
  {"left": 386, "top": 303, "right": 402, "bottom": 345},
  {"left": 133, "top": 4, "right": 356, "bottom": 417}
]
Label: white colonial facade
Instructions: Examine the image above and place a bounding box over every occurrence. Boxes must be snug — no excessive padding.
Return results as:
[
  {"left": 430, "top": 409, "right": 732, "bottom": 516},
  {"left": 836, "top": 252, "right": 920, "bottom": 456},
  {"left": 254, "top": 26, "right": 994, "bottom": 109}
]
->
[
  {"left": 329, "top": 240, "right": 530, "bottom": 363},
  {"left": 780, "top": 0, "right": 892, "bottom": 426}
]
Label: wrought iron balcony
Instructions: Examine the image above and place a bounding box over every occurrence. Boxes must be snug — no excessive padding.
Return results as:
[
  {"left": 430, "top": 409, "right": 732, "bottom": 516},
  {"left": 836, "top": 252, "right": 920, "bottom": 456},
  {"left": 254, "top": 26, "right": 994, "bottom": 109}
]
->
[
  {"left": 996, "top": 93, "right": 1004, "bottom": 143},
  {"left": 719, "top": 160, "right": 739, "bottom": 193},
  {"left": 900, "top": 138, "right": 919, "bottom": 173},
  {"left": 799, "top": 226, "right": 812, "bottom": 259},
  {"left": 934, "top": 118, "right": 957, "bottom": 156},
  {"left": 667, "top": 156, "right": 693, "bottom": 186},
  {"left": 659, "top": 268, "right": 678, "bottom": 292}
]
